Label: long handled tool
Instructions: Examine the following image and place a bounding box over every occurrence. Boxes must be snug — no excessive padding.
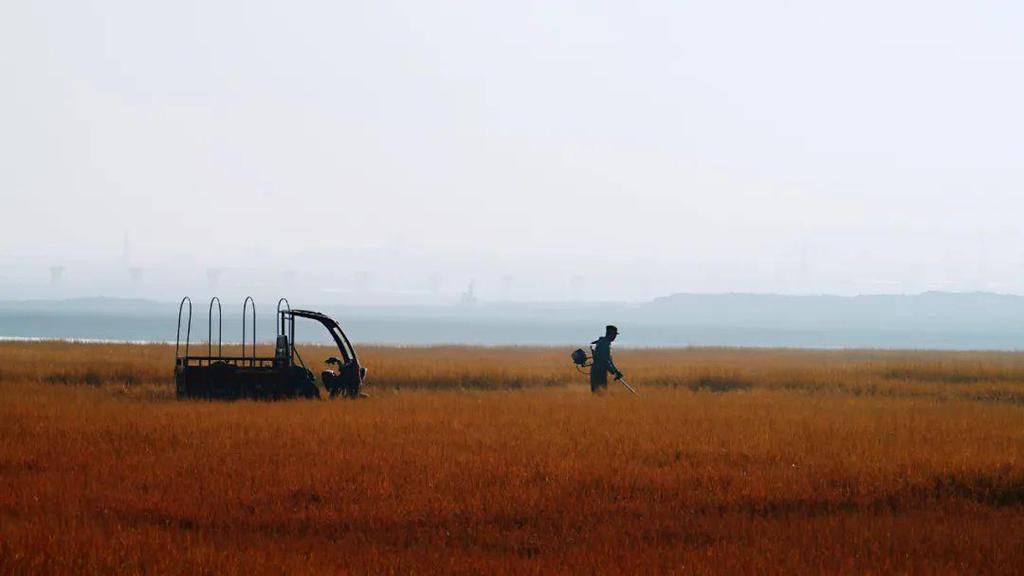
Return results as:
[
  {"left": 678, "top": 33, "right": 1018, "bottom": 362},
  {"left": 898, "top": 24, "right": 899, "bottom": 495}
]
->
[{"left": 616, "top": 376, "right": 639, "bottom": 396}]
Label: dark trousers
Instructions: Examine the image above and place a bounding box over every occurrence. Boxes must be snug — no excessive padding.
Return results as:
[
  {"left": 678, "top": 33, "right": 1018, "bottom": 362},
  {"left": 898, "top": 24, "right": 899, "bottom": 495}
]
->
[{"left": 590, "top": 367, "right": 608, "bottom": 393}]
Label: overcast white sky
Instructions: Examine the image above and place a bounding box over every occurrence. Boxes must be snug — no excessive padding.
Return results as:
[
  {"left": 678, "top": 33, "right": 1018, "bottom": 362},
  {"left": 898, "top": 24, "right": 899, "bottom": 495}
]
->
[{"left": 2, "top": 1, "right": 1023, "bottom": 302}]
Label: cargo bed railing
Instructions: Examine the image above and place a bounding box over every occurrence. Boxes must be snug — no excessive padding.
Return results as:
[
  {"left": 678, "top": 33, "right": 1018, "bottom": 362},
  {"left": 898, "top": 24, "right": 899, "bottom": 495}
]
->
[
  {"left": 176, "top": 355, "right": 277, "bottom": 368},
  {"left": 176, "top": 296, "right": 286, "bottom": 369}
]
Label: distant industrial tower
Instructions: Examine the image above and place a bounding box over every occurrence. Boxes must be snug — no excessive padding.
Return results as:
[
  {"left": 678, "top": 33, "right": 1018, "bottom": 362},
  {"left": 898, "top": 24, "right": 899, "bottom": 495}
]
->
[
  {"left": 206, "top": 267, "right": 223, "bottom": 289},
  {"left": 459, "top": 281, "right": 477, "bottom": 306},
  {"left": 49, "top": 265, "right": 64, "bottom": 285}
]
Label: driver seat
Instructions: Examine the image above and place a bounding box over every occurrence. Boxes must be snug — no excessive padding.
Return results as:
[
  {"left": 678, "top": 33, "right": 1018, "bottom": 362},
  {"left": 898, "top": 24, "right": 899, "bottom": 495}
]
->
[{"left": 273, "top": 335, "right": 290, "bottom": 367}]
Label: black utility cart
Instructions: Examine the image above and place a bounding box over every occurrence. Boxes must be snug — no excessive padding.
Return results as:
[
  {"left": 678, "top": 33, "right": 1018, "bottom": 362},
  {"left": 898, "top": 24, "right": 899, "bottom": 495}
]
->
[{"left": 175, "top": 297, "right": 366, "bottom": 400}]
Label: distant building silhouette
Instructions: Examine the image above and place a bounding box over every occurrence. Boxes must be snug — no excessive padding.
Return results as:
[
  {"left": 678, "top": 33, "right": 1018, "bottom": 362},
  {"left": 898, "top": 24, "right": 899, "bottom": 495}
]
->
[
  {"left": 426, "top": 273, "right": 444, "bottom": 294},
  {"left": 49, "top": 266, "right": 64, "bottom": 285},
  {"left": 122, "top": 231, "right": 133, "bottom": 264},
  {"left": 206, "top": 267, "right": 223, "bottom": 289},
  {"left": 501, "top": 274, "right": 514, "bottom": 300},
  {"left": 570, "top": 274, "right": 585, "bottom": 300},
  {"left": 351, "top": 271, "right": 370, "bottom": 293},
  {"left": 459, "top": 281, "right": 477, "bottom": 306}
]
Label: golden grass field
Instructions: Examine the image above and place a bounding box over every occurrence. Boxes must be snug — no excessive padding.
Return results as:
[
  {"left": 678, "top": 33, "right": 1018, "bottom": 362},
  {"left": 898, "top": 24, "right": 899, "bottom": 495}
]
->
[{"left": 2, "top": 341, "right": 1024, "bottom": 574}]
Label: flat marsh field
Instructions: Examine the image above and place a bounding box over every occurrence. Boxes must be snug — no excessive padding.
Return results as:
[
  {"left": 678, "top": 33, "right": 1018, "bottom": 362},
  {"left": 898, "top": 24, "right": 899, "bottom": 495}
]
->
[{"left": 2, "top": 341, "right": 1024, "bottom": 574}]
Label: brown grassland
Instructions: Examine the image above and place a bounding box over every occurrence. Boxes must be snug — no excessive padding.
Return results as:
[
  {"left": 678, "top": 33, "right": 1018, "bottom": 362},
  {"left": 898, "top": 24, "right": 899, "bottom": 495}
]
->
[{"left": 2, "top": 341, "right": 1024, "bottom": 574}]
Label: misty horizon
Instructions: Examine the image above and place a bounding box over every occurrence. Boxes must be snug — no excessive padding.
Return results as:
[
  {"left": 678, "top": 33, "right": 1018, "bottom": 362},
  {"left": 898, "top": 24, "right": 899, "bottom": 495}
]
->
[
  {"left": 4, "top": 291, "right": 1024, "bottom": 350},
  {"left": 9, "top": 255, "right": 1024, "bottom": 308},
  {"left": 3, "top": 1, "right": 1024, "bottom": 304}
]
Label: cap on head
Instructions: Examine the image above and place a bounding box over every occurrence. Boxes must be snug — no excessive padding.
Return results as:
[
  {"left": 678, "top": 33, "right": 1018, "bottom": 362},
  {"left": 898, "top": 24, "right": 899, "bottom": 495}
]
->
[{"left": 605, "top": 325, "right": 619, "bottom": 336}]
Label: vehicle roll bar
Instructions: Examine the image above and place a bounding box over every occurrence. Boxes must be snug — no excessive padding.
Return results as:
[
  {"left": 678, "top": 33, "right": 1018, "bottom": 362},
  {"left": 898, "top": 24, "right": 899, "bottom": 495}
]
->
[
  {"left": 277, "top": 297, "right": 293, "bottom": 344},
  {"left": 176, "top": 296, "right": 192, "bottom": 361},
  {"left": 242, "top": 296, "right": 256, "bottom": 364},
  {"left": 208, "top": 296, "right": 222, "bottom": 358}
]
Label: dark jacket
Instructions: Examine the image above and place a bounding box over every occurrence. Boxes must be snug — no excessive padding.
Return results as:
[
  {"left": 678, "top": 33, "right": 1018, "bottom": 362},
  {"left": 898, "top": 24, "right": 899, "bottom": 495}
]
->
[{"left": 590, "top": 336, "right": 620, "bottom": 380}]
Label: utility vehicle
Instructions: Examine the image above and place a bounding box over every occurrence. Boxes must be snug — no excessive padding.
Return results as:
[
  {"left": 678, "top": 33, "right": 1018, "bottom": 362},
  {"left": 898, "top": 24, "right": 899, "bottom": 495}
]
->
[{"left": 175, "top": 297, "right": 366, "bottom": 400}]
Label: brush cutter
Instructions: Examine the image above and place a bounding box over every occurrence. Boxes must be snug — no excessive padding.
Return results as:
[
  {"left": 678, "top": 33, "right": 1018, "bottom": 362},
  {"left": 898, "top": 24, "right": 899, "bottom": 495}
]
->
[{"left": 615, "top": 375, "right": 640, "bottom": 396}]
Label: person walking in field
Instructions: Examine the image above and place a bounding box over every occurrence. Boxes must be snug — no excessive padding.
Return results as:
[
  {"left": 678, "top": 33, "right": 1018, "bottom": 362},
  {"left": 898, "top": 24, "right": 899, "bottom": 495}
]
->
[{"left": 590, "top": 325, "right": 623, "bottom": 393}]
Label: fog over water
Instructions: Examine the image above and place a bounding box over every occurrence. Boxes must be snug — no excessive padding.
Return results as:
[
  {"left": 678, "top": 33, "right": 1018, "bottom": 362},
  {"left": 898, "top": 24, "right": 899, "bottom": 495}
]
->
[{"left": 3, "top": 293, "right": 1024, "bottom": 349}]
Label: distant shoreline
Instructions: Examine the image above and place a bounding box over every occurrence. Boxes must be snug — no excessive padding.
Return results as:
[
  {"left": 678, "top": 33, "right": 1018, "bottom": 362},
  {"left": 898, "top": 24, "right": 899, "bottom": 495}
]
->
[{"left": 0, "top": 336, "right": 174, "bottom": 345}]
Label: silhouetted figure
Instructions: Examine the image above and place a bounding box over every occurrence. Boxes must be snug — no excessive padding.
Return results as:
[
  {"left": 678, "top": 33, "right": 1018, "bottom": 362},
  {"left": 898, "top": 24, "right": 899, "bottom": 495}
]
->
[{"left": 590, "top": 325, "right": 623, "bottom": 393}]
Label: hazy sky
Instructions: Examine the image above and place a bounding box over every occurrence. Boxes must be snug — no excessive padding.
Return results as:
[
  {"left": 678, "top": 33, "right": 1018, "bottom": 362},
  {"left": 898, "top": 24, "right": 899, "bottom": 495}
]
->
[{"left": 2, "top": 1, "right": 1023, "bottom": 302}]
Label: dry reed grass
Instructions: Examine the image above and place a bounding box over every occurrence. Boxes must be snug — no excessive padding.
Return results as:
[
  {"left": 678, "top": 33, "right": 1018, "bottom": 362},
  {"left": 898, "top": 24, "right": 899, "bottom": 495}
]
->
[{"left": 2, "top": 341, "right": 1024, "bottom": 574}]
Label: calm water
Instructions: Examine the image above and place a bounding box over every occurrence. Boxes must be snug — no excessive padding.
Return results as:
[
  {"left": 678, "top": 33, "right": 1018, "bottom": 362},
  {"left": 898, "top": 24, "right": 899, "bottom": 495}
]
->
[{"left": 1, "top": 311, "right": 1022, "bottom": 350}]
